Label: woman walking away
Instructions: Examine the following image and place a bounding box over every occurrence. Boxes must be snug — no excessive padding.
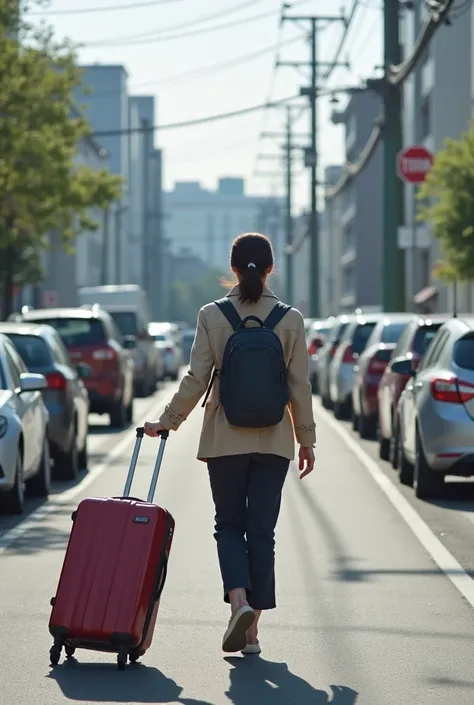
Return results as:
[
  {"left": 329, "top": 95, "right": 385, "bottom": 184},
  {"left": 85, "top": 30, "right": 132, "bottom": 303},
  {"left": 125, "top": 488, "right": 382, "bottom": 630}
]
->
[{"left": 144, "top": 232, "right": 316, "bottom": 656}]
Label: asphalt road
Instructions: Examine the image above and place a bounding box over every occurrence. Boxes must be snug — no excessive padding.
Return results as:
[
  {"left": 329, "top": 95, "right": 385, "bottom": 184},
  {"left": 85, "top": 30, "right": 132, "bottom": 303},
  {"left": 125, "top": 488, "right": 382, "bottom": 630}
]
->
[{"left": 2, "top": 384, "right": 474, "bottom": 704}]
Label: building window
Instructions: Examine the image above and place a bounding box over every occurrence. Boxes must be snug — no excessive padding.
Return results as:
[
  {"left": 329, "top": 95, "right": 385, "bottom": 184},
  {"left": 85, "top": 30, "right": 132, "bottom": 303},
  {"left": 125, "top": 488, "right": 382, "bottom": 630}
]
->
[{"left": 343, "top": 265, "right": 354, "bottom": 295}]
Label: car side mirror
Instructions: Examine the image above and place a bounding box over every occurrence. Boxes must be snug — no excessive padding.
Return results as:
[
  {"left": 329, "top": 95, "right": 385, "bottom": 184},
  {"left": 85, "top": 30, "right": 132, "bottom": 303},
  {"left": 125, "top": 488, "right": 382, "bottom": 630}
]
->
[
  {"left": 123, "top": 335, "right": 137, "bottom": 350},
  {"left": 391, "top": 356, "right": 412, "bottom": 376},
  {"left": 19, "top": 372, "right": 47, "bottom": 393},
  {"left": 76, "top": 362, "right": 92, "bottom": 379}
]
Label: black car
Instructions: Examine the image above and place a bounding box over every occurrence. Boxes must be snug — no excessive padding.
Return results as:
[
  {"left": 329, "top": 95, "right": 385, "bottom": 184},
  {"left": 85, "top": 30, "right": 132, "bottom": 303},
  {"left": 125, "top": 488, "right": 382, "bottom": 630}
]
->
[{"left": 0, "top": 322, "right": 90, "bottom": 480}]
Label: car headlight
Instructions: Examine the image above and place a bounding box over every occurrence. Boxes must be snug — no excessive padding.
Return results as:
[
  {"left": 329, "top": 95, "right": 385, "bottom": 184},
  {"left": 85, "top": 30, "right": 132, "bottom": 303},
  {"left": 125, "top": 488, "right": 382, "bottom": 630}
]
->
[{"left": 0, "top": 415, "right": 8, "bottom": 439}]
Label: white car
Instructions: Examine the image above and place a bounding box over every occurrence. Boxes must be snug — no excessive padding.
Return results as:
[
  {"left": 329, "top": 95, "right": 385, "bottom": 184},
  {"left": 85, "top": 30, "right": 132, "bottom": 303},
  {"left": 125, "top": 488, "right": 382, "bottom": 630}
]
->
[
  {"left": 0, "top": 333, "right": 51, "bottom": 514},
  {"left": 149, "top": 324, "right": 182, "bottom": 380}
]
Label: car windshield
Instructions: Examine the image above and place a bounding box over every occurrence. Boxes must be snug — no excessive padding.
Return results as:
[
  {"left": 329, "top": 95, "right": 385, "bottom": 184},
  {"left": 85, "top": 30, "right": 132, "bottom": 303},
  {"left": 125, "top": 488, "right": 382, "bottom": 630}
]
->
[
  {"left": 31, "top": 317, "right": 106, "bottom": 347},
  {"left": 153, "top": 334, "right": 167, "bottom": 342},
  {"left": 109, "top": 311, "right": 137, "bottom": 337},
  {"left": 352, "top": 323, "right": 376, "bottom": 354},
  {"left": 413, "top": 324, "right": 443, "bottom": 356},
  {"left": 6, "top": 334, "right": 52, "bottom": 369},
  {"left": 381, "top": 322, "right": 408, "bottom": 344}
]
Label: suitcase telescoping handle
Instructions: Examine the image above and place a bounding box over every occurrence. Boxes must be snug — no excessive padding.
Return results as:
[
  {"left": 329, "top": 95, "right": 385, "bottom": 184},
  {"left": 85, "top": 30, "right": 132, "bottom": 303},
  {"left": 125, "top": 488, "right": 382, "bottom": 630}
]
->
[{"left": 123, "top": 426, "right": 169, "bottom": 503}]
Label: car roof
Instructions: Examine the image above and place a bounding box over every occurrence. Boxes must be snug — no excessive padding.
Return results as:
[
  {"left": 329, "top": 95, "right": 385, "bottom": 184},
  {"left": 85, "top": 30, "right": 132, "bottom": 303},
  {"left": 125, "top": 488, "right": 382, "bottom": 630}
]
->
[
  {"left": 0, "top": 322, "right": 54, "bottom": 337},
  {"left": 21, "top": 307, "right": 108, "bottom": 321}
]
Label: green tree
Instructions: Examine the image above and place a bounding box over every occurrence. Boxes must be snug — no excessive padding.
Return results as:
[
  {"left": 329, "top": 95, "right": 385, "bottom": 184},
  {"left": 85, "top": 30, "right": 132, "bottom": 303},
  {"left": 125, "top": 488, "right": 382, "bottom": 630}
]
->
[
  {"left": 169, "top": 268, "right": 228, "bottom": 325},
  {"left": 418, "top": 120, "right": 474, "bottom": 282},
  {"left": 0, "top": 0, "right": 122, "bottom": 317}
]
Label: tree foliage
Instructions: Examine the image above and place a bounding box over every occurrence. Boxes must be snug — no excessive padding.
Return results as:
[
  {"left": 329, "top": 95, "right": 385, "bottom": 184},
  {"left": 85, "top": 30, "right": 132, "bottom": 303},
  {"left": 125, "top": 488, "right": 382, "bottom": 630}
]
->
[
  {"left": 169, "top": 268, "right": 228, "bottom": 326},
  {"left": 417, "top": 120, "right": 474, "bottom": 282},
  {"left": 0, "top": 0, "right": 122, "bottom": 316}
]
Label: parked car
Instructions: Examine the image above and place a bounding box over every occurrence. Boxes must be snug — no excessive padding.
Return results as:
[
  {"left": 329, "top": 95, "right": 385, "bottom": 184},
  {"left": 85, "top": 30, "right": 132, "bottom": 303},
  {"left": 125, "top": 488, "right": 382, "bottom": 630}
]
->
[
  {"left": 0, "top": 322, "right": 90, "bottom": 480},
  {"left": 149, "top": 325, "right": 180, "bottom": 381},
  {"left": 351, "top": 314, "right": 412, "bottom": 437},
  {"left": 0, "top": 333, "right": 50, "bottom": 514},
  {"left": 181, "top": 328, "right": 196, "bottom": 365},
  {"left": 392, "top": 316, "right": 474, "bottom": 499},
  {"left": 378, "top": 315, "right": 448, "bottom": 464},
  {"left": 317, "top": 315, "right": 352, "bottom": 409},
  {"left": 328, "top": 314, "right": 382, "bottom": 419},
  {"left": 18, "top": 307, "right": 135, "bottom": 429},
  {"left": 307, "top": 319, "right": 333, "bottom": 393}
]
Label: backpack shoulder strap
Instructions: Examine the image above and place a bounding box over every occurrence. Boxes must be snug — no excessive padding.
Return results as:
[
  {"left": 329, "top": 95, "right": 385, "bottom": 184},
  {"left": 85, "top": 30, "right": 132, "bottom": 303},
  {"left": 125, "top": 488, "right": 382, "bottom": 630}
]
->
[
  {"left": 214, "top": 298, "right": 242, "bottom": 332},
  {"left": 263, "top": 302, "right": 292, "bottom": 330}
]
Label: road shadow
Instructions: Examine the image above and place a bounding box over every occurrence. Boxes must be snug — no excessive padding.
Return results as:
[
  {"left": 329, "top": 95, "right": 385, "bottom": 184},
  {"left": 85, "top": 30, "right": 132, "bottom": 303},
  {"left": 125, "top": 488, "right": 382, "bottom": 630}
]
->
[
  {"left": 87, "top": 422, "right": 133, "bottom": 436},
  {"left": 224, "top": 657, "right": 358, "bottom": 705},
  {"left": 47, "top": 659, "right": 213, "bottom": 704}
]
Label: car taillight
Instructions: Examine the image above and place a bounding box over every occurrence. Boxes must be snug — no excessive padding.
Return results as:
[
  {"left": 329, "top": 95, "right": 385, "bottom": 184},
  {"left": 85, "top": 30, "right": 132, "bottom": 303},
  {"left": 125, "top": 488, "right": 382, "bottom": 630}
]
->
[
  {"left": 368, "top": 356, "right": 387, "bottom": 373},
  {"left": 46, "top": 372, "right": 66, "bottom": 390},
  {"left": 92, "top": 347, "right": 116, "bottom": 361},
  {"left": 308, "top": 341, "right": 318, "bottom": 356},
  {"left": 430, "top": 377, "right": 474, "bottom": 403},
  {"left": 342, "top": 345, "right": 355, "bottom": 363},
  {"left": 165, "top": 346, "right": 174, "bottom": 354}
]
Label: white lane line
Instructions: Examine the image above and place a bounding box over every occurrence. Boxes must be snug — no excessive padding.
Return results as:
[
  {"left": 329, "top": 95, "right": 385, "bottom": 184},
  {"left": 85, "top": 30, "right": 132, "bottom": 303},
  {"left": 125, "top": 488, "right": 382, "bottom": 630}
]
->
[
  {"left": 0, "top": 395, "right": 166, "bottom": 555},
  {"left": 314, "top": 400, "right": 474, "bottom": 609}
]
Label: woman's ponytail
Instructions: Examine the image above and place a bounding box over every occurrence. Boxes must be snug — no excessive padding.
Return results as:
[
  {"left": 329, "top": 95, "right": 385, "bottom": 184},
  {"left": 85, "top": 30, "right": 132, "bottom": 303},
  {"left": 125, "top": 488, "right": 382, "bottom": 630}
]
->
[
  {"left": 227, "top": 233, "right": 274, "bottom": 304},
  {"left": 238, "top": 262, "right": 264, "bottom": 304}
]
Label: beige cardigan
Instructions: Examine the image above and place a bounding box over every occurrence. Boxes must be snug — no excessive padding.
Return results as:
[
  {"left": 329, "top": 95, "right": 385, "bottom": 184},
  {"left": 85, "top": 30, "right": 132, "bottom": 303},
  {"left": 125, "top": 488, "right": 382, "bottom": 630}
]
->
[{"left": 158, "top": 285, "right": 316, "bottom": 461}]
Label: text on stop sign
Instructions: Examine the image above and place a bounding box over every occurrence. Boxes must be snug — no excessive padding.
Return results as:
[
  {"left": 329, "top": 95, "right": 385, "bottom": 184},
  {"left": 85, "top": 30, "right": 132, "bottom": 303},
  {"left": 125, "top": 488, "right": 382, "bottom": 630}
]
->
[{"left": 401, "top": 157, "right": 432, "bottom": 173}]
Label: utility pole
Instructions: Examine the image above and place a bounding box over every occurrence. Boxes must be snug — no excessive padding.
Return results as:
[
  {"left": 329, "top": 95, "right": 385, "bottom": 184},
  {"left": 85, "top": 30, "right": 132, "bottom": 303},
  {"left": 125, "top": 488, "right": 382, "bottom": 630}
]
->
[
  {"left": 142, "top": 118, "right": 150, "bottom": 296},
  {"left": 285, "top": 107, "right": 293, "bottom": 305},
  {"left": 101, "top": 207, "right": 109, "bottom": 285},
  {"left": 382, "top": 0, "right": 405, "bottom": 311},
  {"left": 281, "top": 11, "right": 347, "bottom": 318}
]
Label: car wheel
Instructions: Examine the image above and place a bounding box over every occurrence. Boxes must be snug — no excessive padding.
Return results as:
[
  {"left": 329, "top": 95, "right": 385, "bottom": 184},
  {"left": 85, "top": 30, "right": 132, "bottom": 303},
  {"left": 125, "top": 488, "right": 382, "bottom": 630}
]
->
[
  {"left": 77, "top": 433, "right": 88, "bottom": 472},
  {"left": 126, "top": 397, "right": 134, "bottom": 424},
  {"left": 311, "top": 374, "right": 319, "bottom": 395},
  {"left": 55, "top": 429, "right": 79, "bottom": 481},
  {"left": 351, "top": 407, "right": 358, "bottom": 431},
  {"left": 379, "top": 433, "right": 390, "bottom": 461},
  {"left": 334, "top": 398, "right": 350, "bottom": 421},
  {"left": 0, "top": 450, "right": 25, "bottom": 515},
  {"left": 414, "top": 427, "right": 444, "bottom": 499},
  {"left": 389, "top": 425, "right": 399, "bottom": 469},
  {"left": 321, "top": 392, "right": 332, "bottom": 410},
  {"left": 357, "top": 396, "right": 376, "bottom": 439},
  {"left": 26, "top": 437, "right": 51, "bottom": 498},
  {"left": 110, "top": 396, "right": 127, "bottom": 429},
  {"left": 396, "top": 425, "right": 414, "bottom": 486}
]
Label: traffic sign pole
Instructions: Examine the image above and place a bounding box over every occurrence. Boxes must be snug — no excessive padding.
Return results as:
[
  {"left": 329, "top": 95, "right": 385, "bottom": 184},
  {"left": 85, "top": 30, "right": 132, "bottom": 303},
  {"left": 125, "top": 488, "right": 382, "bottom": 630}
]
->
[{"left": 396, "top": 145, "right": 433, "bottom": 310}]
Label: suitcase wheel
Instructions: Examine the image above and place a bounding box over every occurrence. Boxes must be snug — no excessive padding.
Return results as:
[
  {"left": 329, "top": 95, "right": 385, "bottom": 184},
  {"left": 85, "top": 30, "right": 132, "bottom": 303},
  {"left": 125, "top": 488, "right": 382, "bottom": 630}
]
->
[
  {"left": 49, "top": 644, "right": 62, "bottom": 666},
  {"left": 117, "top": 646, "right": 128, "bottom": 671},
  {"left": 65, "top": 645, "right": 76, "bottom": 658},
  {"left": 129, "top": 652, "right": 139, "bottom": 664}
]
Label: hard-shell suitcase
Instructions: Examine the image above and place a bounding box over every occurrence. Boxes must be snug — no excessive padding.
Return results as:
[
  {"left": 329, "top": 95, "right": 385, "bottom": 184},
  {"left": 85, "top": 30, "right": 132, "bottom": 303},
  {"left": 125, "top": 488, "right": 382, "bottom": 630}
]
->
[{"left": 48, "top": 426, "right": 174, "bottom": 671}]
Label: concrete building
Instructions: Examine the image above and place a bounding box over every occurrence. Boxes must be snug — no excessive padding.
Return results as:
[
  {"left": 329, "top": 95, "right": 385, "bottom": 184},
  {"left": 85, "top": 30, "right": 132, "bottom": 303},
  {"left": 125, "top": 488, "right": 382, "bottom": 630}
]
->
[
  {"left": 326, "top": 89, "right": 383, "bottom": 313},
  {"left": 401, "top": 1, "right": 473, "bottom": 314},
  {"left": 78, "top": 65, "right": 130, "bottom": 286},
  {"left": 162, "top": 178, "right": 284, "bottom": 278}
]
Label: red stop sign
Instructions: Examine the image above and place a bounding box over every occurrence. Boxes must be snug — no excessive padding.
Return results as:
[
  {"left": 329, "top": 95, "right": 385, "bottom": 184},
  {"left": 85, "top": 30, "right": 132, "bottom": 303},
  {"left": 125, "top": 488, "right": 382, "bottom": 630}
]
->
[{"left": 397, "top": 145, "right": 434, "bottom": 184}]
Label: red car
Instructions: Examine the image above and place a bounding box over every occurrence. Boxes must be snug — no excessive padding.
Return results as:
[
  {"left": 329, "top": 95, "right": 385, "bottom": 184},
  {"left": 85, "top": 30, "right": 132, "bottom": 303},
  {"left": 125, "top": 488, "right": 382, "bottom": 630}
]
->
[
  {"left": 352, "top": 315, "right": 412, "bottom": 438},
  {"left": 377, "top": 315, "right": 449, "bottom": 464},
  {"left": 20, "top": 307, "right": 136, "bottom": 429}
]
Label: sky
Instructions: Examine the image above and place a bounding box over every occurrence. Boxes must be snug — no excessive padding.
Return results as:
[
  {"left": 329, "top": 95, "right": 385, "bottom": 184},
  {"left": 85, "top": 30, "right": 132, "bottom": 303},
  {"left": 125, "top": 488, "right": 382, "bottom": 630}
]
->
[{"left": 28, "top": 0, "right": 383, "bottom": 211}]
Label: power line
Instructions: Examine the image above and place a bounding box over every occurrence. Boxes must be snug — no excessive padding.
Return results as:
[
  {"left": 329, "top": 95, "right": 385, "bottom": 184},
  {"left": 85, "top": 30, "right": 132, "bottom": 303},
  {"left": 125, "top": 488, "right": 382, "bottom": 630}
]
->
[
  {"left": 322, "top": 0, "right": 360, "bottom": 81},
  {"left": 85, "top": 1, "right": 275, "bottom": 46},
  {"left": 30, "top": 0, "right": 183, "bottom": 15},
  {"left": 92, "top": 94, "right": 301, "bottom": 137},
  {"left": 326, "top": 0, "right": 455, "bottom": 200}
]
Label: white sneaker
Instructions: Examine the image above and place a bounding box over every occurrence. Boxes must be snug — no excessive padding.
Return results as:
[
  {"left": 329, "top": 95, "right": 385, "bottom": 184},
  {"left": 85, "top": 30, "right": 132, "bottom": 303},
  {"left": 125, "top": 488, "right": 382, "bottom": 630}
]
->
[
  {"left": 222, "top": 605, "right": 255, "bottom": 653},
  {"left": 241, "top": 641, "right": 261, "bottom": 655}
]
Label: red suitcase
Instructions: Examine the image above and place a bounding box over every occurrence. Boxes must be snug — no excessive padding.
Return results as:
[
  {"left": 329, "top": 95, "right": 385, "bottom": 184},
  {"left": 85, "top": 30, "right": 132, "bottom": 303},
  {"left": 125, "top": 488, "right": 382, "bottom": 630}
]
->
[{"left": 48, "top": 426, "right": 174, "bottom": 671}]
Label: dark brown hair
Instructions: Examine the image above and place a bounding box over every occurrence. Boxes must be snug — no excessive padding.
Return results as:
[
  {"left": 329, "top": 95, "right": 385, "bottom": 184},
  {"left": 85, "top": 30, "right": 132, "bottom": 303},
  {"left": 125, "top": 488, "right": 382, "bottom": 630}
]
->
[{"left": 227, "top": 232, "right": 274, "bottom": 304}]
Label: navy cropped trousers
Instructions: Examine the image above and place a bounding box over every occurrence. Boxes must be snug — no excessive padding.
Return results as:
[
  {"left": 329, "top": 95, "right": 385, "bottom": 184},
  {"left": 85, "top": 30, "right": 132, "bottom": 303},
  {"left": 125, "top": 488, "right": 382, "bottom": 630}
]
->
[{"left": 207, "top": 453, "right": 289, "bottom": 611}]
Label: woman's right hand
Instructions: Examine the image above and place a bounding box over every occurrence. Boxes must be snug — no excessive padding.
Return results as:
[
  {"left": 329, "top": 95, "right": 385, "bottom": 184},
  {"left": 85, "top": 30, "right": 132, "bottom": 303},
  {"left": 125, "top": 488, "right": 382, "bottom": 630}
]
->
[{"left": 298, "top": 445, "right": 315, "bottom": 479}]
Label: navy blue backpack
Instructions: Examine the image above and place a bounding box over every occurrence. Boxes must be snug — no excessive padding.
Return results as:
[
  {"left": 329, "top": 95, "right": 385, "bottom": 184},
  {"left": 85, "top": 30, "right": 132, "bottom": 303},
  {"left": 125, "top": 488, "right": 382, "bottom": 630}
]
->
[{"left": 202, "top": 298, "right": 291, "bottom": 428}]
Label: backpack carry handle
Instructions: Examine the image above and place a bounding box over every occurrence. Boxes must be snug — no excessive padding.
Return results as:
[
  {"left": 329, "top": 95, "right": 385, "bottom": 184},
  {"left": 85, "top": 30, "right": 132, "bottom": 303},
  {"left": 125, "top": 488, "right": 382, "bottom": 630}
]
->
[{"left": 239, "top": 315, "right": 265, "bottom": 329}]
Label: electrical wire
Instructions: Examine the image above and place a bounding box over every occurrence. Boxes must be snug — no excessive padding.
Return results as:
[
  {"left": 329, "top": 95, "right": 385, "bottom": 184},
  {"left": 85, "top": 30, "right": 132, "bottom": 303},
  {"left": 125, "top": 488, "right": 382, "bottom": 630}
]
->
[
  {"left": 85, "top": 1, "right": 275, "bottom": 46},
  {"left": 322, "top": 0, "right": 360, "bottom": 81},
  {"left": 82, "top": 35, "right": 302, "bottom": 100},
  {"left": 78, "top": 0, "right": 268, "bottom": 45},
  {"left": 326, "top": 0, "right": 455, "bottom": 200},
  {"left": 30, "top": 0, "right": 183, "bottom": 15}
]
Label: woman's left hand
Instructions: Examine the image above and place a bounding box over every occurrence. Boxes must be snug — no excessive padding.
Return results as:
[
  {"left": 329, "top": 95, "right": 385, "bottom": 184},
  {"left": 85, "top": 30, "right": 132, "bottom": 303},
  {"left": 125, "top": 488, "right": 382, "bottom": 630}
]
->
[{"left": 144, "top": 421, "right": 166, "bottom": 437}]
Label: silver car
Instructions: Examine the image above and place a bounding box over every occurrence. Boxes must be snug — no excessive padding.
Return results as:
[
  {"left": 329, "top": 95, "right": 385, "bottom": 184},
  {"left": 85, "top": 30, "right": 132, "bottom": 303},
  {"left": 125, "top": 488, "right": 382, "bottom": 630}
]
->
[
  {"left": 317, "top": 315, "right": 353, "bottom": 409},
  {"left": 393, "top": 317, "right": 474, "bottom": 499},
  {"left": 0, "top": 333, "right": 50, "bottom": 514},
  {"left": 329, "top": 314, "right": 381, "bottom": 419}
]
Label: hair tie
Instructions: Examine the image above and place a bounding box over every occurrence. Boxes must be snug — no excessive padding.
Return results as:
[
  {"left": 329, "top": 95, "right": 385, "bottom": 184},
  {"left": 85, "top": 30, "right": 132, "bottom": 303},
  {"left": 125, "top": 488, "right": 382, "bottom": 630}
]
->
[{"left": 247, "top": 262, "right": 256, "bottom": 268}]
